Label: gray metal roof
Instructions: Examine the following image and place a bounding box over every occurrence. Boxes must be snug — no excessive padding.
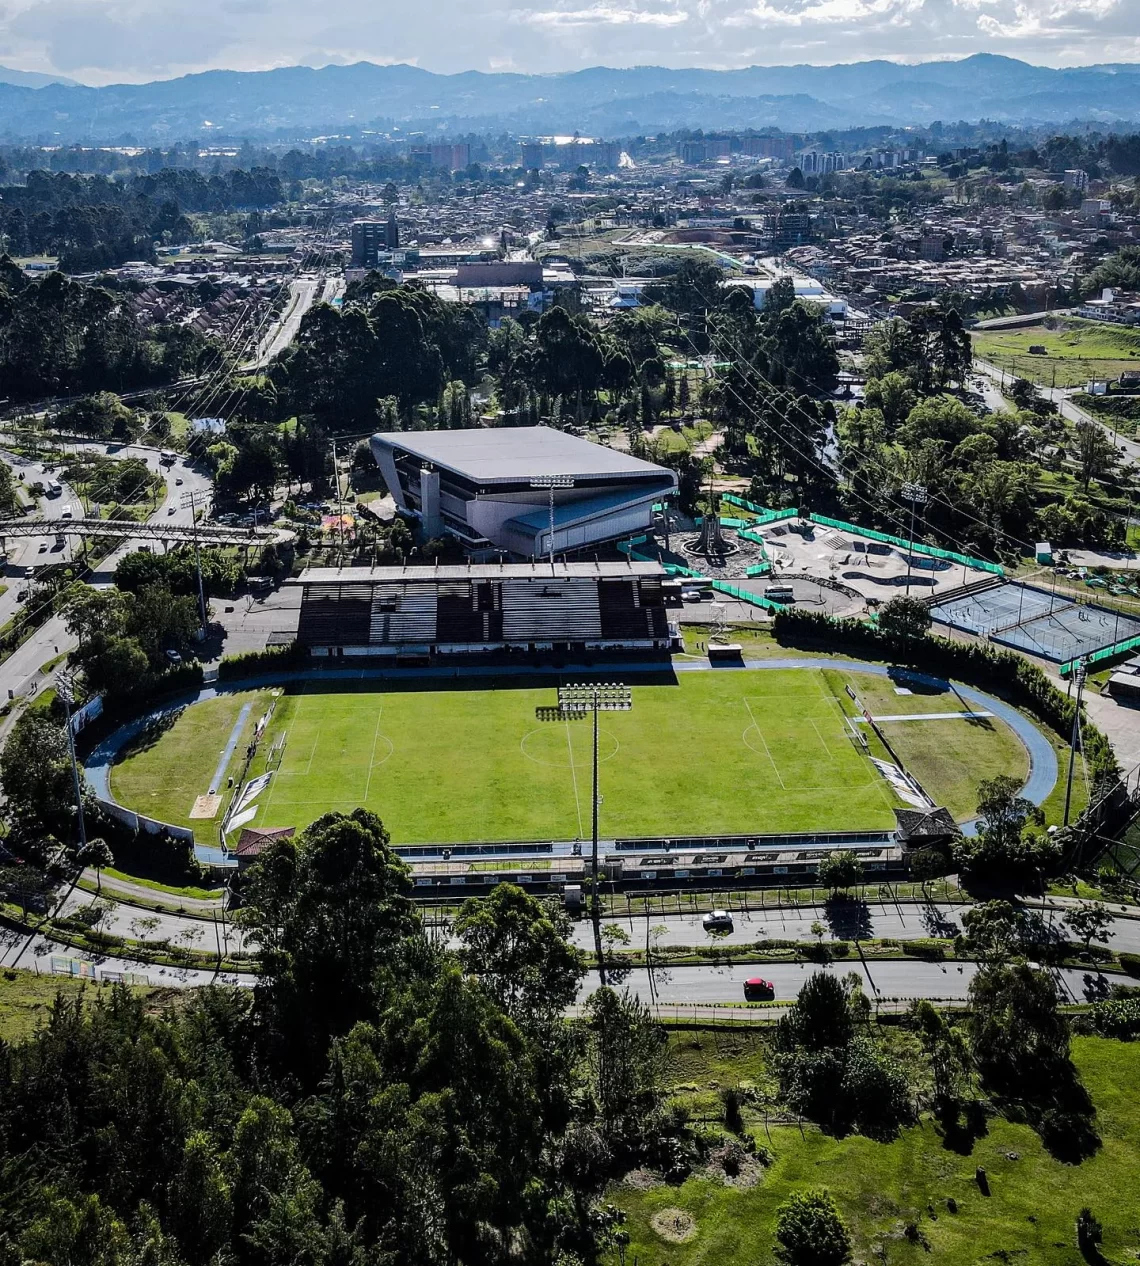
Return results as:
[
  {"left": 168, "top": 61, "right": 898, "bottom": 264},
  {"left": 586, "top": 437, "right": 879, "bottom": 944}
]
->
[
  {"left": 371, "top": 426, "right": 672, "bottom": 484},
  {"left": 289, "top": 560, "right": 667, "bottom": 584}
]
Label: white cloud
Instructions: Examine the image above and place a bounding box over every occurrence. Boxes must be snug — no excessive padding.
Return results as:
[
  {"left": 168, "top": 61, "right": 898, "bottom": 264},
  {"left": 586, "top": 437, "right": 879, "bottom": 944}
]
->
[
  {"left": 0, "top": 0, "right": 1132, "bottom": 81},
  {"left": 516, "top": 4, "right": 689, "bottom": 26}
]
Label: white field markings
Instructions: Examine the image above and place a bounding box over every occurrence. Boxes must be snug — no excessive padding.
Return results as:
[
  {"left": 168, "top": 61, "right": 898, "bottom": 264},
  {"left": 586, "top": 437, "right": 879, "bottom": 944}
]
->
[
  {"left": 255, "top": 687, "right": 310, "bottom": 821},
  {"left": 813, "top": 671, "right": 883, "bottom": 791},
  {"left": 563, "top": 714, "right": 586, "bottom": 838},
  {"left": 742, "top": 696, "right": 787, "bottom": 790},
  {"left": 362, "top": 707, "right": 385, "bottom": 804}
]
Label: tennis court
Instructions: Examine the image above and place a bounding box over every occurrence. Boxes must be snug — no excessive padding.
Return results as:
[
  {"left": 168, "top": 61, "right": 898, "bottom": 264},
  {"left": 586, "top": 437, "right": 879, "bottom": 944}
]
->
[{"left": 931, "top": 581, "right": 1140, "bottom": 662}]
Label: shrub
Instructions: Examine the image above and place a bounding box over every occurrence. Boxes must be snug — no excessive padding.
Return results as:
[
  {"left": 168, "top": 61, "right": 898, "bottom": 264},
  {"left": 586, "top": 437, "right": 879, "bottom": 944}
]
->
[
  {"left": 1120, "top": 952, "right": 1140, "bottom": 978},
  {"left": 1088, "top": 995, "right": 1140, "bottom": 1039},
  {"left": 774, "top": 1189, "right": 851, "bottom": 1266},
  {"left": 217, "top": 641, "right": 305, "bottom": 680}
]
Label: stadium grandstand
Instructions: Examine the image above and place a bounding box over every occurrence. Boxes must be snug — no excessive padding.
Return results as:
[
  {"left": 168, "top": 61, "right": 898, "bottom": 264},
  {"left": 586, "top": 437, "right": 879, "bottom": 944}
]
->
[
  {"left": 370, "top": 426, "right": 677, "bottom": 558},
  {"left": 292, "top": 560, "right": 675, "bottom": 657}
]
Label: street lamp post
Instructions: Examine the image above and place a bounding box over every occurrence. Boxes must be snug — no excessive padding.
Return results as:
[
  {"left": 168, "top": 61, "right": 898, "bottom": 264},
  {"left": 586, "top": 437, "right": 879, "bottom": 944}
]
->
[
  {"left": 530, "top": 476, "right": 574, "bottom": 576},
  {"left": 57, "top": 674, "right": 88, "bottom": 851},
  {"left": 537, "top": 682, "right": 632, "bottom": 985},
  {"left": 900, "top": 481, "right": 929, "bottom": 597}
]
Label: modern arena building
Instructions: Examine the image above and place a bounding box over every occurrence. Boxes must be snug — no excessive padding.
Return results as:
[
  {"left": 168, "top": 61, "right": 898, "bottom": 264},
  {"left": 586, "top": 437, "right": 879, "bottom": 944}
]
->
[{"left": 370, "top": 426, "right": 677, "bottom": 559}]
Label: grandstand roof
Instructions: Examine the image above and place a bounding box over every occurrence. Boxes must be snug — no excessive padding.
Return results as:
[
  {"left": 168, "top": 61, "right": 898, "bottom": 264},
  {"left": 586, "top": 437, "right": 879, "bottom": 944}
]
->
[
  {"left": 371, "top": 426, "right": 670, "bottom": 484},
  {"left": 289, "top": 560, "right": 667, "bottom": 584}
]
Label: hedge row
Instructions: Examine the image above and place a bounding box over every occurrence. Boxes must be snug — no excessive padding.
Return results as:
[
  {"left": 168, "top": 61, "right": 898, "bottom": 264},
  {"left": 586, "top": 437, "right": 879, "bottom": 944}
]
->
[
  {"left": 771, "top": 608, "right": 1120, "bottom": 791},
  {"left": 217, "top": 641, "right": 305, "bottom": 681}
]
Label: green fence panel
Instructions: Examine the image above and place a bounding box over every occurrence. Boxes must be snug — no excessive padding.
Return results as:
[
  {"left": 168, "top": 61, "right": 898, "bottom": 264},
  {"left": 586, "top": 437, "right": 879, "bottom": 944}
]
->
[
  {"left": 745, "top": 563, "right": 772, "bottom": 577},
  {"left": 710, "top": 580, "right": 786, "bottom": 612},
  {"left": 1061, "top": 632, "right": 1140, "bottom": 678},
  {"left": 807, "top": 513, "right": 1004, "bottom": 576},
  {"left": 720, "top": 496, "right": 799, "bottom": 525},
  {"left": 664, "top": 563, "right": 704, "bottom": 578},
  {"left": 719, "top": 517, "right": 748, "bottom": 528}
]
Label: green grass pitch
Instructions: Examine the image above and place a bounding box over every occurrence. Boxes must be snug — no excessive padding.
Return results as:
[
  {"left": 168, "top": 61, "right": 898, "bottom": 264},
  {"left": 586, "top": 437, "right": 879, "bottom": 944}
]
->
[{"left": 108, "top": 667, "right": 1031, "bottom": 844}]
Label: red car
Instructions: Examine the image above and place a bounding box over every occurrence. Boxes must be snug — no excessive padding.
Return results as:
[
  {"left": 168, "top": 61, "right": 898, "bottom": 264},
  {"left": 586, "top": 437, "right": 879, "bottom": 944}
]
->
[{"left": 743, "top": 977, "right": 776, "bottom": 1002}]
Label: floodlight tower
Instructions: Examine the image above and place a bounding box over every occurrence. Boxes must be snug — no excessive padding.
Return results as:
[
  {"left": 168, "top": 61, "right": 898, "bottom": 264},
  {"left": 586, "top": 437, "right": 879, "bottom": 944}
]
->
[
  {"left": 537, "top": 682, "right": 632, "bottom": 984},
  {"left": 900, "top": 481, "right": 929, "bottom": 597},
  {"left": 530, "top": 475, "right": 574, "bottom": 575}
]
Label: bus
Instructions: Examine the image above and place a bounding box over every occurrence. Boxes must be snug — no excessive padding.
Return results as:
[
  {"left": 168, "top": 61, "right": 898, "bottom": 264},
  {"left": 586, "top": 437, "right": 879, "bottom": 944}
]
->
[{"left": 764, "top": 584, "right": 795, "bottom": 602}]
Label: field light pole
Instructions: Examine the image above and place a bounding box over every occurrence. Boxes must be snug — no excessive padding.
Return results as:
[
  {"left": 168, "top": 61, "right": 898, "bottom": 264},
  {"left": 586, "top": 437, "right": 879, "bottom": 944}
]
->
[
  {"left": 537, "top": 682, "right": 632, "bottom": 985},
  {"left": 530, "top": 476, "right": 574, "bottom": 576},
  {"left": 900, "top": 481, "right": 929, "bottom": 597},
  {"left": 1064, "top": 659, "right": 1087, "bottom": 827},
  {"left": 57, "top": 674, "right": 88, "bottom": 852}
]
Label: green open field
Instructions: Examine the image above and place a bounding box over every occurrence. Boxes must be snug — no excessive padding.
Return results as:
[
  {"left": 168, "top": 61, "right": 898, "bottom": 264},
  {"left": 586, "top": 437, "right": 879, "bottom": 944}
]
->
[
  {"left": 611, "top": 1032, "right": 1140, "bottom": 1266},
  {"left": 108, "top": 666, "right": 1036, "bottom": 844},
  {"left": 973, "top": 317, "right": 1140, "bottom": 388}
]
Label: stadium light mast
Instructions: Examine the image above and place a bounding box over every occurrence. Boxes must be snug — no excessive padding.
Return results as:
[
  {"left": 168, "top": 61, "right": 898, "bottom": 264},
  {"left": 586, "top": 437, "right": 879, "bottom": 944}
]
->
[
  {"left": 537, "top": 682, "right": 632, "bottom": 985},
  {"left": 900, "top": 482, "right": 929, "bottom": 597},
  {"left": 530, "top": 475, "right": 574, "bottom": 576}
]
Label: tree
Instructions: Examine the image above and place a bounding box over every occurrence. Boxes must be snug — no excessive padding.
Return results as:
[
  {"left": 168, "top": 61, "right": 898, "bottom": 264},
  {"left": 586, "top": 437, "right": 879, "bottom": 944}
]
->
[
  {"left": 77, "top": 838, "right": 114, "bottom": 894},
  {"left": 454, "top": 883, "right": 586, "bottom": 1027},
  {"left": 968, "top": 961, "right": 1073, "bottom": 1100},
  {"left": 877, "top": 595, "right": 932, "bottom": 641},
  {"left": 817, "top": 851, "right": 864, "bottom": 895},
  {"left": 955, "top": 775, "right": 1054, "bottom": 882},
  {"left": 1063, "top": 901, "right": 1112, "bottom": 956},
  {"left": 583, "top": 986, "right": 669, "bottom": 1142},
  {"left": 776, "top": 971, "right": 854, "bottom": 1053},
  {"left": 958, "top": 899, "right": 1045, "bottom": 963},
  {"left": 774, "top": 1189, "right": 851, "bottom": 1266},
  {"left": 166, "top": 1131, "right": 233, "bottom": 1266},
  {"left": 1072, "top": 418, "right": 1116, "bottom": 491},
  {"left": 242, "top": 808, "right": 418, "bottom": 1082},
  {"left": 0, "top": 712, "right": 81, "bottom": 838}
]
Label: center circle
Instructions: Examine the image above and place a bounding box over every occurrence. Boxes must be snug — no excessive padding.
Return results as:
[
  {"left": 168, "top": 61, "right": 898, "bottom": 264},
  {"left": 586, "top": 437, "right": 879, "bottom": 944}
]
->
[{"left": 520, "top": 726, "right": 621, "bottom": 767}]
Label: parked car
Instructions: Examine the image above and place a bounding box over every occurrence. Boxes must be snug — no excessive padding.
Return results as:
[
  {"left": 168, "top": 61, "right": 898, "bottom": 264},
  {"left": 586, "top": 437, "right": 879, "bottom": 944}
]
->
[
  {"left": 164, "top": 649, "right": 182, "bottom": 665},
  {"left": 175, "top": 477, "right": 184, "bottom": 486},
  {"left": 743, "top": 977, "right": 775, "bottom": 1002},
  {"left": 167, "top": 505, "right": 177, "bottom": 514},
  {"left": 23, "top": 566, "right": 35, "bottom": 579},
  {"left": 702, "top": 909, "right": 734, "bottom": 933}
]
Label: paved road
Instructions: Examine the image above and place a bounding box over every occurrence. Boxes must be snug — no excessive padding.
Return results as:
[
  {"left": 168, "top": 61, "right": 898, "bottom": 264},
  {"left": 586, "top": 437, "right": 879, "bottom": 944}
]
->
[
  {"left": 245, "top": 273, "right": 326, "bottom": 370},
  {"left": 583, "top": 959, "right": 1106, "bottom": 1006},
  {"left": 975, "top": 356, "right": 1140, "bottom": 465},
  {"left": 587, "top": 901, "right": 1140, "bottom": 954}
]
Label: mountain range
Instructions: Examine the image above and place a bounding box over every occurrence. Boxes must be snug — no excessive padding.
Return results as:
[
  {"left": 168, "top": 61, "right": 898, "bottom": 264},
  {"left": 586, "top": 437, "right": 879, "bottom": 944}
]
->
[{"left": 0, "top": 54, "right": 1138, "bottom": 143}]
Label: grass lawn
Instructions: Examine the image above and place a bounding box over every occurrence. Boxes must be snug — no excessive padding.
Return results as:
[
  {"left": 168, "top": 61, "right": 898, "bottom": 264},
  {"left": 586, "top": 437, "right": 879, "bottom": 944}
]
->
[
  {"left": 610, "top": 1033, "right": 1140, "bottom": 1266},
  {"left": 108, "top": 666, "right": 1038, "bottom": 844},
  {"left": 0, "top": 968, "right": 172, "bottom": 1044},
  {"left": 973, "top": 318, "right": 1140, "bottom": 387},
  {"left": 110, "top": 689, "right": 274, "bottom": 832},
  {"left": 823, "top": 670, "right": 1029, "bottom": 821}
]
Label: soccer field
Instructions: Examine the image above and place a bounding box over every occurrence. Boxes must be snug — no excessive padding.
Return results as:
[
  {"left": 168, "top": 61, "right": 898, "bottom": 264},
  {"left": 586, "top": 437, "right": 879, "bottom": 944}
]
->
[
  {"left": 250, "top": 669, "right": 898, "bottom": 842},
  {"left": 108, "top": 667, "right": 1032, "bottom": 844}
]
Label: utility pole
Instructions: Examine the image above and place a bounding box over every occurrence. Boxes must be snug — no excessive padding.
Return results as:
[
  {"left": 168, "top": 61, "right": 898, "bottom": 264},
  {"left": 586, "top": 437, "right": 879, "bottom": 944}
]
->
[
  {"left": 1064, "top": 659, "right": 1087, "bottom": 826},
  {"left": 900, "top": 481, "right": 929, "bottom": 596},
  {"left": 181, "top": 488, "right": 208, "bottom": 639},
  {"left": 57, "top": 674, "right": 88, "bottom": 851}
]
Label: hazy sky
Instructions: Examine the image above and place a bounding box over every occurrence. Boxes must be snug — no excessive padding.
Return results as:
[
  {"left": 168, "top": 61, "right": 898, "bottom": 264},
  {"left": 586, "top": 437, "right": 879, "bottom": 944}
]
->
[{"left": 0, "top": 0, "right": 1135, "bottom": 84}]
